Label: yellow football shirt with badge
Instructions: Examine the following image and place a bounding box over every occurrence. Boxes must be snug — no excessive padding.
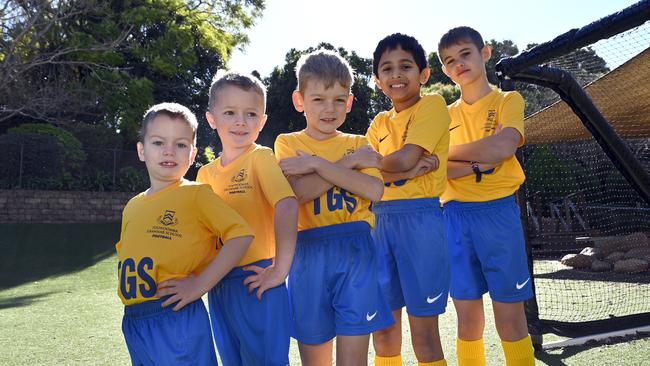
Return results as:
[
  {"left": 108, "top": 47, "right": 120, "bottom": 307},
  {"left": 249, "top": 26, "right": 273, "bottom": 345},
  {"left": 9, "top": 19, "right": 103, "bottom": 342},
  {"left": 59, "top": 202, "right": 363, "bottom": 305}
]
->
[
  {"left": 115, "top": 180, "right": 253, "bottom": 306},
  {"left": 274, "top": 131, "right": 381, "bottom": 231},
  {"left": 367, "top": 93, "right": 451, "bottom": 201},
  {"left": 196, "top": 144, "right": 295, "bottom": 267},
  {"left": 441, "top": 89, "right": 526, "bottom": 204}
]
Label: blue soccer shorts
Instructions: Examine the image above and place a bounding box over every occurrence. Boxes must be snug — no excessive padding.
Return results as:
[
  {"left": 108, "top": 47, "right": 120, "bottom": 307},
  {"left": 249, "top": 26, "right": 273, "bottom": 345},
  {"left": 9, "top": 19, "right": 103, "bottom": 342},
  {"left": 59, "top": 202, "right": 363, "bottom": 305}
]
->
[
  {"left": 289, "top": 221, "right": 394, "bottom": 344},
  {"left": 443, "top": 195, "right": 533, "bottom": 303},
  {"left": 372, "top": 198, "right": 450, "bottom": 316},
  {"left": 208, "top": 259, "right": 290, "bottom": 366},
  {"left": 122, "top": 297, "right": 217, "bottom": 366}
]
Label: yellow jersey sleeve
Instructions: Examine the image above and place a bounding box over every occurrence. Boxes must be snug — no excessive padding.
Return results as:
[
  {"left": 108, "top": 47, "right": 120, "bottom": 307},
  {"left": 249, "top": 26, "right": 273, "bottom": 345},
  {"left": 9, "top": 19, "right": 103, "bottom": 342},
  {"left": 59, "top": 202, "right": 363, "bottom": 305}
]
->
[
  {"left": 405, "top": 94, "right": 451, "bottom": 154},
  {"left": 274, "top": 134, "right": 294, "bottom": 161},
  {"left": 254, "top": 148, "right": 296, "bottom": 206},
  {"left": 194, "top": 184, "right": 254, "bottom": 244},
  {"left": 366, "top": 117, "right": 381, "bottom": 151},
  {"left": 500, "top": 91, "right": 525, "bottom": 146}
]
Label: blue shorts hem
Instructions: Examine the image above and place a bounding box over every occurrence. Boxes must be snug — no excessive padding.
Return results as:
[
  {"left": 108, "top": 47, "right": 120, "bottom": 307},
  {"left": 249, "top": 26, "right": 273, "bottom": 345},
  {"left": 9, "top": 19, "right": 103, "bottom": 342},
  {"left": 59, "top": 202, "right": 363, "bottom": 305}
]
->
[
  {"left": 293, "top": 332, "right": 335, "bottom": 345},
  {"left": 450, "top": 291, "right": 487, "bottom": 301},
  {"left": 490, "top": 292, "right": 534, "bottom": 303},
  {"left": 405, "top": 306, "right": 447, "bottom": 317}
]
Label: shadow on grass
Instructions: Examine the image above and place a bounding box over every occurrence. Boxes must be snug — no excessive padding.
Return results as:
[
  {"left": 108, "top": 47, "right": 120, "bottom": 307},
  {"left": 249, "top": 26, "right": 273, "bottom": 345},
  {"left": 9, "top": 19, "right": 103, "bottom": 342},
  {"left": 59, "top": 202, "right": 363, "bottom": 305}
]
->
[
  {"left": 0, "top": 222, "right": 120, "bottom": 290},
  {"left": 535, "top": 332, "right": 650, "bottom": 365},
  {"left": 0, "top": 292, "right": 57, "bottom": 310}
]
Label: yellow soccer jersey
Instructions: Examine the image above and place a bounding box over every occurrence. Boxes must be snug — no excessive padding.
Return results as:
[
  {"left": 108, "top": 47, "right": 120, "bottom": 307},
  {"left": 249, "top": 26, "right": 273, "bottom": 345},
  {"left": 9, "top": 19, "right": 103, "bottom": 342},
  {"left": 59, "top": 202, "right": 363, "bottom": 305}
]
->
[
  {"left": 274, "top": 131, "right": 381, "bottom": 231},
  {"left": 441, "top": 89, "right": 526, "bottom": 203},
  {"left": 197, "top": 144, "right": 295, "bottom": 266},
  {"left": 115, "top": 180, "right": 253, "bottom": 305},
  {"left": 367, "top": 93, "right": 451, "bottom": 201}
]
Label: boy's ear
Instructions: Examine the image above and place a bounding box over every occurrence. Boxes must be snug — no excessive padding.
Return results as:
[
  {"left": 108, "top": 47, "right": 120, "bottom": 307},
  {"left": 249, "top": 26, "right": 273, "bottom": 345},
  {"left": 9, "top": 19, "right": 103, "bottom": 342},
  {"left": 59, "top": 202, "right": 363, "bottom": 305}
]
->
[
  {"left": 481, "top": 44, "right": 492, "bottom": 63},
  {"left": 205, "top": 111, "right": 217, "bottom": 130},
  {"left": 292, "top": 90, "right": 304, "bottom": 113},
  {"left": 136, "top": 141, "right": 145, "bottom": 162},
  {"left": 419, "top": 67, "right": 431, "bottom": 85},
  {"left": 190, "top": 146, "right": 198, "bottom": 164},
  {"left": 259, "top": 114, "right": 268, "bottom": 131},
  {"left": 373, "top": 75, "right": 383, "bottom": 91},
  {"left": 346, "top": 93, "right": 354, "bottom": 113}
]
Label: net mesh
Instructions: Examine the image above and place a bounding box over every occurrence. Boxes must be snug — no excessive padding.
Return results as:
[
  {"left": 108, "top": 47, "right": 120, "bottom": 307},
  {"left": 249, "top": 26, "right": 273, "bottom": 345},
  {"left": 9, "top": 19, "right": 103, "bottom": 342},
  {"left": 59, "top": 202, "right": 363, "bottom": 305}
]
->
[{"left": 515, "top": 21, "right": 650, "bottom": 325}]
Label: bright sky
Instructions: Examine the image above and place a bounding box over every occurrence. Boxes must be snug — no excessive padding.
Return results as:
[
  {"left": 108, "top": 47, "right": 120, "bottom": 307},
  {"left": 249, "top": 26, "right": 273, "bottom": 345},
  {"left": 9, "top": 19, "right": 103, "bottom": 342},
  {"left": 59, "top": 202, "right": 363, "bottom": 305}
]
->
[{"left": 229, "top": 0, "right": 641, "bottom": 77}]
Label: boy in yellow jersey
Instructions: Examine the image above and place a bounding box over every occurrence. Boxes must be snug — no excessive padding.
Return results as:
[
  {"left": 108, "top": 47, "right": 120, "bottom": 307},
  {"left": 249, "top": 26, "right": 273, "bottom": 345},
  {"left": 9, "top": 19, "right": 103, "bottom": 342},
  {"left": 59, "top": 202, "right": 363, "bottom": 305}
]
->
[
  {"left": 116, "top": 102, "right": 254, "bottom": 366},
  {"left": 438, "top": 26, "right": 535, "bottom": 366},
  {"left": 195, "top": 70, "right": 298, "bottom": 366},
  {"left": 274, "top": 50, "right": 394, "bottom": 366},
  {"left": 368, "top": 33, "right": 451, "bottom": 366}
]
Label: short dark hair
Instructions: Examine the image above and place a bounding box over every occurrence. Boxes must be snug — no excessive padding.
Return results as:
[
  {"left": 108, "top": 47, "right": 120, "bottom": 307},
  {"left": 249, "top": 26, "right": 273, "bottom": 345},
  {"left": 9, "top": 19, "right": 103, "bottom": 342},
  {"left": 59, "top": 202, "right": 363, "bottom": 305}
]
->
[
  {"left": 373, "top": 33, "right": 428, "bottom": 76},
  {"left": 438, "top": 26, "right": 485, "bottom": 54},
  {"left": 208, "top": 70, "right": 266, "bottom": 111},
  {"left": 140, "top": 102, "right": 198, "bottom": 143},
  {"left": 295, "top": 49, "right": 354, "bottom": 92}
]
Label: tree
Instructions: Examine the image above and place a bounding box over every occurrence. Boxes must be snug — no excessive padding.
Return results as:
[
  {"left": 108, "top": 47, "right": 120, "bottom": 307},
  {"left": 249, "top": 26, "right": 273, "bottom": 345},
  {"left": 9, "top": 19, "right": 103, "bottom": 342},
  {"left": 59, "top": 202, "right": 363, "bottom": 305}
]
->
[{"left": 0, "top": 0, "right": 265, "bottom": 146}]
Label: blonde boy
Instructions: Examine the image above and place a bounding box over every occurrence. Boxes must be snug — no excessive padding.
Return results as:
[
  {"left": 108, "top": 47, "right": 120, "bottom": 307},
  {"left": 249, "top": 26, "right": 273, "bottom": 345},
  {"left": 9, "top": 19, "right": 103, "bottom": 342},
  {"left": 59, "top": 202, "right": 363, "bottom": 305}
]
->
[
  {"left": 195, "top": 71, "right": 298, "bottom": 366},
  {"left": 275, "top": 50, "right": 394, "bottom": 366},
  {"left": 438, "top": 26, "right": 535, "bottom": 366},
  {"left": 117, "top": 102, "right": 253, "bottom": 365}
]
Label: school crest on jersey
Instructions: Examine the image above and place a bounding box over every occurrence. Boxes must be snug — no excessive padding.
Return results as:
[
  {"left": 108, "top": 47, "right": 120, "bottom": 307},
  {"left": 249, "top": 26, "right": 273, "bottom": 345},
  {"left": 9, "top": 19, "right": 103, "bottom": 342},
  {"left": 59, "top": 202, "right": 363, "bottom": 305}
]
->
[
  {"left": 158, "top": 210, "right": 178, "bottom": 226},
  {"left": 232, "top": 169, "right": 248, "bottom": 183}
]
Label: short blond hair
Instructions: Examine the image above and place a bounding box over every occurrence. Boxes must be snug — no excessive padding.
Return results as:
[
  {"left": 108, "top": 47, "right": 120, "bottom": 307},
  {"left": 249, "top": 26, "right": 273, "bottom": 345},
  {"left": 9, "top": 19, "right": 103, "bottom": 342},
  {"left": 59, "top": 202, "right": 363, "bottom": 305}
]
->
[
  {"left": 295, "top": 50, "right": 354, "bottom": 92},
  {"left": 208, "top": 70, "right": 267, "bottom": 111},
  {"left": 140, "top": 102, "right": 198, "bottom": 144}
]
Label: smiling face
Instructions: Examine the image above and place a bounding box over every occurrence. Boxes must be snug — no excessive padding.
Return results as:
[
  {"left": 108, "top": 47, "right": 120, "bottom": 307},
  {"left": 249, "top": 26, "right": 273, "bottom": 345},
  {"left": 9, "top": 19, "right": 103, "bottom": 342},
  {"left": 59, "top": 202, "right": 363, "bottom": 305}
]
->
[
  {"left": 137, "top": 114, "right": 197, "bottom": 192},
  {"left": 293, "top": 79, "right": 353, "bottom": 141},
  {"left": 206, "top": 84, "right": 267, "bottom": 154},
  {"left": 440, "top": 41, "right": 491, "bottom": 88},
  {"left": 374, "top": 46, "right": 430, "bottom": 112}
]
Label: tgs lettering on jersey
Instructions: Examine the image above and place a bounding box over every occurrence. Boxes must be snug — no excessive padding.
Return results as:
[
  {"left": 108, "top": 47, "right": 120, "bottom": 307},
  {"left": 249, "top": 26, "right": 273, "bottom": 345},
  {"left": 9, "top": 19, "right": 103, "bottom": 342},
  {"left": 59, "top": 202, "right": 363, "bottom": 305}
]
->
[
  {"left": 313, "top": 187, "right": 357, "bottom": 215},
  {"left": 118, "top": 257, "right": 157, "bottom": 300}
]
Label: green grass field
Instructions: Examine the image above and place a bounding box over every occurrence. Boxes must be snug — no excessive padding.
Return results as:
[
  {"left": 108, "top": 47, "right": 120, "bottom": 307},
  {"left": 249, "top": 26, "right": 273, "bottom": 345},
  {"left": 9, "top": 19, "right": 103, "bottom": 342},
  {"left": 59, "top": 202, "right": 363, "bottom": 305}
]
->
[{"left": 1, "top": 223, "right": 648, "bottom": 365}]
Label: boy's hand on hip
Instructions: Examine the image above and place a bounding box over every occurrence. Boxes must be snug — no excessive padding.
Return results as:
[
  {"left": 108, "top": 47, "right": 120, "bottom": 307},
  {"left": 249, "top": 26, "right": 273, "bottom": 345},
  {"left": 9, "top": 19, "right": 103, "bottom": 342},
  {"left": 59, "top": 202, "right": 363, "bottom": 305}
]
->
[
  {"left": 279, "top": 150, "right": 318, "bottom": 176},
  {"left": 157, "top": 274, "right": 208, "bottom": 311},
  {"left": 243, "top": 264, "right": 287, "bottom": 300}
]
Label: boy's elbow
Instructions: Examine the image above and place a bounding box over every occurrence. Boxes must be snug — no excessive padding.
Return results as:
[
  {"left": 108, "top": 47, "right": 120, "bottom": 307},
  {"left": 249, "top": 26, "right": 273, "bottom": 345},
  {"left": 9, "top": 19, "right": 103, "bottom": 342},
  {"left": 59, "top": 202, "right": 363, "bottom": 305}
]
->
[
  {"left": 367, "top": 179, "right": 384, "bottom": 202},
  {"left": 276, "top": 196, "right": 299, "bottom": 213}
]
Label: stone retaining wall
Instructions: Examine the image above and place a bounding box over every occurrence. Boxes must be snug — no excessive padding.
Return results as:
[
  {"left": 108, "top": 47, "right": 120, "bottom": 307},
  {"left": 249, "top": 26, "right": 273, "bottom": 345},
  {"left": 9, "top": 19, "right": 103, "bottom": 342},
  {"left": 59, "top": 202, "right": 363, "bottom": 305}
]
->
[{"left": 0, "top": 190, "right": 134, "bottom": 223}]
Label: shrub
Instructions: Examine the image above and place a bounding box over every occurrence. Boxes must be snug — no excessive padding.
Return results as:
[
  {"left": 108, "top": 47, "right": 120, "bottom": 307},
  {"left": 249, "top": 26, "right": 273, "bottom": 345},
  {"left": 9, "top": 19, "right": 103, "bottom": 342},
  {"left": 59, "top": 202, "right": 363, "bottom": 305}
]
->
[{"left": 0, "top": 133, "right": 66, "bottom": 189}]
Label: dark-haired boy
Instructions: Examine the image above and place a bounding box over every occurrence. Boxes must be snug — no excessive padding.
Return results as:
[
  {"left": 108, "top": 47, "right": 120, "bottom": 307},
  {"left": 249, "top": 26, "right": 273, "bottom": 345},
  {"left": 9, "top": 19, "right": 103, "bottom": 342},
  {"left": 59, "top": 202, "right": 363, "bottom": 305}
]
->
[
  {"left": 368, "top": 33, "right": 451, "bottom": 366},
  {"left": 438, "top": 26, "right": 535, "bottom": 366}
]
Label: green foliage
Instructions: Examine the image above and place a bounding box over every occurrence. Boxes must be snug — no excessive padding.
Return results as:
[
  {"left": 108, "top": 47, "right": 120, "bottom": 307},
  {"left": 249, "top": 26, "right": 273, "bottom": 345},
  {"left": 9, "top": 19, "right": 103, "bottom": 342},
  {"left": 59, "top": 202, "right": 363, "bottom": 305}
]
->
[
  {"left": 0, "top": 133, "right": 67, "bottom": 190},
  {"left": 422, "top": 83, "right": 460, "bottom": 105},
  {"left": 116, "top": 166, "right": 149, "bottom": 192},
  {"left": 8, "top": 123, "right": 87, "bottom": 173},
  {"left": 2, "top": 0, "right": 264, "bottom": 146},
  {"left": 427, "top": 51, "right": 452, "bottom": 85},
  {"left": 9, "top": 123, "right": 82, "bottom": 150},
  {"left": 525, "top": 145, "right": 580, "bottom": 205}
]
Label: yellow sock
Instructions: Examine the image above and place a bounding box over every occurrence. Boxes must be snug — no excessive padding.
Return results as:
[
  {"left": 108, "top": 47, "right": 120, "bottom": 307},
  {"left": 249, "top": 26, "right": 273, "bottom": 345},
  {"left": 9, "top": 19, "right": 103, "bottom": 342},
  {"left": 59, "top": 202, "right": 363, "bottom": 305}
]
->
[
  {"left": 502, "top": 335, "right": 535, "bottom": 366},
  {"left": 418, "top": 360, "right": 447, "bottom": 366},
  {"left": 375, "top": 355, "right": 403, "bottom": 366},
  {"left": 457, "top": 338, "right": 486, "bottom": 366}
]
